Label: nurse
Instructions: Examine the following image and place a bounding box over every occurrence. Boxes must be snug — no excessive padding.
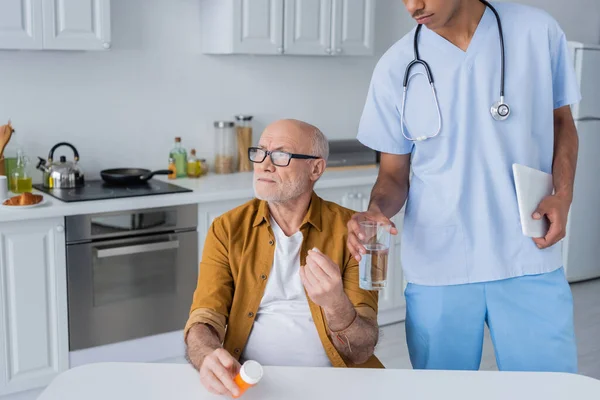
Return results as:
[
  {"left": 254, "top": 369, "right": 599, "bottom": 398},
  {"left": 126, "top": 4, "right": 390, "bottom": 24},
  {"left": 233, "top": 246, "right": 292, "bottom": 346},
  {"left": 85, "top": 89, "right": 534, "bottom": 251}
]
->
[{"left": 348, "top": 0, "right": 581, "bottom": 372}]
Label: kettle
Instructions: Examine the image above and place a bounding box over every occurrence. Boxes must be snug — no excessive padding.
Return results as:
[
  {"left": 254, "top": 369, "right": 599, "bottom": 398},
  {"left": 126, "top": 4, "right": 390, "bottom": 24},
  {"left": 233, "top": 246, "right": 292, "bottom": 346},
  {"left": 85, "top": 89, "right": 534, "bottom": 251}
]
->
[{"left": 37, "top": 142, "right": 85, "bottom": 188}]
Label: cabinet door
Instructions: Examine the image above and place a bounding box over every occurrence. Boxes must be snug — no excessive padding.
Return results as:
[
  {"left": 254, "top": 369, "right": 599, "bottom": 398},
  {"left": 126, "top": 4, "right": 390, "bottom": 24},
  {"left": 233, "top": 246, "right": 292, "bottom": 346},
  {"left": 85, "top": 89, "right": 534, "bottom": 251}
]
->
[
  {"left": 233, "top": 0, "right": 284, "bottom": 54},
  {"left": 42, "top": 0, "right": 111, "bottom": 50},
  {"left": 0, "top": 218, "right": 68, "bottom": 396},
  {"left": 331, "top": 0, "right": 374, "bottom": 56},
  {"left": 0, "top": 0, "right": 43, "bottom": 49},
  {"left": 283, "top": 0, "right": 332, "bottom": 55}
]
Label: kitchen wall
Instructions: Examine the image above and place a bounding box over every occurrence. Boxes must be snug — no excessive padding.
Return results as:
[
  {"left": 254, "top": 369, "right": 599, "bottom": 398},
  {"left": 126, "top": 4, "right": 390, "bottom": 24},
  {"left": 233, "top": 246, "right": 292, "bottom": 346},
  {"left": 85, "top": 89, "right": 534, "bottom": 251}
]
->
[
  {"left": 0, "top": 0, "right": 598, "bottom": 179},
  {"left": 500, "top": 0, "right": 600, "bottom": 44}
]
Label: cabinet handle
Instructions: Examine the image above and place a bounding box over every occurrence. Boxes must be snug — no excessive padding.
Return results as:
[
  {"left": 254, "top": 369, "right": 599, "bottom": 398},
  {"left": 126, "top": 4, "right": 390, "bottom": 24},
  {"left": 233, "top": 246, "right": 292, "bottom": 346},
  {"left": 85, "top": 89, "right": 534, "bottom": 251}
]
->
[
  {"left": 336, "top": 48, "right": 342, "bottom": 54},
  {"left": 325, "top": 48, "right": 332, "bottom": 55},
  {"left": 348, "top": 193, "right": 356, "bottom": 199},
  {"left": 277, "top": 47, "right": 284, "bottom": 54},
  {"left": 103, "top": 42, "right": 111, "bottom": 49},
  {"left": 357, "top": 193, "right": 363, "bottom": 199},
  {"left": 56, "top": 225, "right": 64, "bottom": 233}
]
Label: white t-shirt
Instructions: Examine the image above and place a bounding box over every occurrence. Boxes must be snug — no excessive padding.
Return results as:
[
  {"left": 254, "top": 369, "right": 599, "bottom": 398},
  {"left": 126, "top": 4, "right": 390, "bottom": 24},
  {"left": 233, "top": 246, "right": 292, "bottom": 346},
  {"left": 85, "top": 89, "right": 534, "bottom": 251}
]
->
[{"left": 241, "top": 217, "right": 332, "bottom": 367}]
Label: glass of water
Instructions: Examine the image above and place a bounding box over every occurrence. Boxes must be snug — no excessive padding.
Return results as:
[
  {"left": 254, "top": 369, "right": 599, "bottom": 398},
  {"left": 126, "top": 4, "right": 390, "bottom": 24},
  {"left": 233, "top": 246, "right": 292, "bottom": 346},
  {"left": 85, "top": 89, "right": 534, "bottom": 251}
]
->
[{"left": 358, "top": 221, "right": 391, "bottom": 291}]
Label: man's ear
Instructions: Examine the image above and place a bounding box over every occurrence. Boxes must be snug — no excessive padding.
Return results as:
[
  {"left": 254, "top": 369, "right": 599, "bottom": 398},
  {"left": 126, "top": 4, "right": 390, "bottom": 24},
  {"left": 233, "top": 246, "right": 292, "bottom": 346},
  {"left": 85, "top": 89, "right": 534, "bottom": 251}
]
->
[{"left": 310, "top": 159, "right": 326, "bottom": 180}]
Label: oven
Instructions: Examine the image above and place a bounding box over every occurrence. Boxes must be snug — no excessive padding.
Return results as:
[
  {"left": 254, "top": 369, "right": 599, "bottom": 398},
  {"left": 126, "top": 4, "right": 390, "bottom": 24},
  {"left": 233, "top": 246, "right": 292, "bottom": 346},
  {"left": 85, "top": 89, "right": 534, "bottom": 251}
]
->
[{"left": 65, "top": 204, "right": 198, "bottom": 351}]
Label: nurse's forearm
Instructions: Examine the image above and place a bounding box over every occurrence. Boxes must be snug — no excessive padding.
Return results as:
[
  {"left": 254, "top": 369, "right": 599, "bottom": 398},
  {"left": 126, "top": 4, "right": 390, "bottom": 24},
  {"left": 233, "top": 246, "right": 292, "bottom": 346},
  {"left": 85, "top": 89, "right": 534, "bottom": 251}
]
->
[
  {"left": 369, "top": 174, "right": 409, "bottom": 218},
  {"left": 552, "top": 107, "right": 579, "bottom": 203}
]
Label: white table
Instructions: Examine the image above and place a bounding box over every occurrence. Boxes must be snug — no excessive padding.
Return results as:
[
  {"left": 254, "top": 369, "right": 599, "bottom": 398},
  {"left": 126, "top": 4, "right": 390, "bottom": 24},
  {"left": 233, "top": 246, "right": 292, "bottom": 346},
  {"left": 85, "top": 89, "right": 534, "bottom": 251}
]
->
[{"left": 37, "top": 362, "right": 600, "bottom": 400}]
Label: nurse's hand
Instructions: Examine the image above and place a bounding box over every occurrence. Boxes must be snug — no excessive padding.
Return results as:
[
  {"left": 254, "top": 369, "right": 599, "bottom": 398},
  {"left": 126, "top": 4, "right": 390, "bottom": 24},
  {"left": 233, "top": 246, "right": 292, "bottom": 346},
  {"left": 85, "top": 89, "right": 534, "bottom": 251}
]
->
[
  {"left": 347, "top": 210, "right": 398, "bottom": 262},
  {"left": 532, "top": 194, "right": 570, "bottom": 249}
]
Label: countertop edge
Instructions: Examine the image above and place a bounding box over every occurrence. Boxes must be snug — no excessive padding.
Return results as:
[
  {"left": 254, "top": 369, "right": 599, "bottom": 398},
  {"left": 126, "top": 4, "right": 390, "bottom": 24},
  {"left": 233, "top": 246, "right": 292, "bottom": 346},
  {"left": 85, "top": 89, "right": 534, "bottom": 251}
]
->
[{"left": 0, "top": 169, "right": 379, "bottom": 223}]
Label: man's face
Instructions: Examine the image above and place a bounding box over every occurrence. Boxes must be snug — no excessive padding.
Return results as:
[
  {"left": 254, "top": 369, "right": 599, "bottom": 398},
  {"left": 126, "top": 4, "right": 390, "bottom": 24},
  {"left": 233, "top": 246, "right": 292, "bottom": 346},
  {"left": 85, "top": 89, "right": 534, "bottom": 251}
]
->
[
  {"left": 403, "top": 0, "right": 461, "bottom": 30},
  {"left": 252, "top": 122, "right": 319, "bottom": 203}
]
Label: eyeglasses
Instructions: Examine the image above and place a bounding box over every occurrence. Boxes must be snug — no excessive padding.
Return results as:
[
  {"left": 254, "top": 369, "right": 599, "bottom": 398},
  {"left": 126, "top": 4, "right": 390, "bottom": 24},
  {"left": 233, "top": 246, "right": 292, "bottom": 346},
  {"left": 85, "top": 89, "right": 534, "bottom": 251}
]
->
[{"left": 248, "top": 147, "right": 320, "bottom": 167}]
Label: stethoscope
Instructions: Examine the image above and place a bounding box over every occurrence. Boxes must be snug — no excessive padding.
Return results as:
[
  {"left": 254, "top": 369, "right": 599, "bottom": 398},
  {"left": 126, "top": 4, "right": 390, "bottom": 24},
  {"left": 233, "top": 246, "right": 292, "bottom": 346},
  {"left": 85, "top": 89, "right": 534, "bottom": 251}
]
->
[{"left": 401, "top": 0, "right": 509, "bottom": 142}]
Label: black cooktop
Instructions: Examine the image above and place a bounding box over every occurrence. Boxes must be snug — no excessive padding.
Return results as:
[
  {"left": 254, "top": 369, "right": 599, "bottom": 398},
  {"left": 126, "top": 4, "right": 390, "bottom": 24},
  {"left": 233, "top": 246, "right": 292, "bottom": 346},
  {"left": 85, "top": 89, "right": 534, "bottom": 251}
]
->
[{"left": 33, "top": 180, "right": 193, "bottom": 202}]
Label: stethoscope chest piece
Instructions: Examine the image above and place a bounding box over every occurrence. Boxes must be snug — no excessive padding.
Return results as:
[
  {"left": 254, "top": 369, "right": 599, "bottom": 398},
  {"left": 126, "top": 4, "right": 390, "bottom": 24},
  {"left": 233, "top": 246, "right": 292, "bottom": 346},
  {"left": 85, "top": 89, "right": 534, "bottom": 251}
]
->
[{"left": 491, "top": 98, "right": 510, "bottom": 121}]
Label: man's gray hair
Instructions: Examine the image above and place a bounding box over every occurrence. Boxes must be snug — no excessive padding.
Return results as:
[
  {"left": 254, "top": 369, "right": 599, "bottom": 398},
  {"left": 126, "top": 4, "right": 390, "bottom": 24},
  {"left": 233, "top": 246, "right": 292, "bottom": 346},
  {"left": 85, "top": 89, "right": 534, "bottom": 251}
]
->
[{"left": 310, "top": 127, "right": 329, "bottom": 163}]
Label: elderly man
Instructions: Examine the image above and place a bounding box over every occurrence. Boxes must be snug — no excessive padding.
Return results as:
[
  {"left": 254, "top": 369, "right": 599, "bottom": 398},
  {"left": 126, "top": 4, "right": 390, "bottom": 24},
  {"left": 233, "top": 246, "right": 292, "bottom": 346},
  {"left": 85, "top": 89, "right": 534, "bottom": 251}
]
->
[{"left": 184, "top": 119, "right": 382, "bottom": 397}]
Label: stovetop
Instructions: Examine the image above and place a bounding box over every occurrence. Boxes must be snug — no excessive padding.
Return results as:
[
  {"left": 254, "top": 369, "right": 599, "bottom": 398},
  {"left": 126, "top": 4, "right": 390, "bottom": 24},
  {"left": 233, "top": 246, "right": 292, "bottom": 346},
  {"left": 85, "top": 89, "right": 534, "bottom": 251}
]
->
[{"left": 33, "top": 180, "right": 193, "bottom": 202}]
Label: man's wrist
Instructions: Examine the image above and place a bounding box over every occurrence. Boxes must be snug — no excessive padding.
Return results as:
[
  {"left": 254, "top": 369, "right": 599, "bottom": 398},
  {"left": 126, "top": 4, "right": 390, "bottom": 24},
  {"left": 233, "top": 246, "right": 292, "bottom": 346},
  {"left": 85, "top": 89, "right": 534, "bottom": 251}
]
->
[
  {"left": 187, "top": 324, "right": 222, "bottom": 370},
  {"left": 323, "top": 294, "right": 355, "bottom": 331},
  {"left": 323, "top": 292, "right": 352, "bottom": 313}
]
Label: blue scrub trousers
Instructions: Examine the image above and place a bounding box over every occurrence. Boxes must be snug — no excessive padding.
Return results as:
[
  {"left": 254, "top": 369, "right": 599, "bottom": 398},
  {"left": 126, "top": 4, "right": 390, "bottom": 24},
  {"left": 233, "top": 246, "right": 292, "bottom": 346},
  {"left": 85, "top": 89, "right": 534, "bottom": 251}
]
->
[{"left": 404, "top": 268, "right": 578, "bottom": 372}]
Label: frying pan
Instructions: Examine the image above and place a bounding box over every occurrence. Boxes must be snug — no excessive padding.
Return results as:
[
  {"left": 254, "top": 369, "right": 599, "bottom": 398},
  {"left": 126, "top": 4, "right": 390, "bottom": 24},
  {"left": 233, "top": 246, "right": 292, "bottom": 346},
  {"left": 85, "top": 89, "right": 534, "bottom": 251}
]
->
[{"left": 100, "top": 168, "right": 172, "bottom": 185}]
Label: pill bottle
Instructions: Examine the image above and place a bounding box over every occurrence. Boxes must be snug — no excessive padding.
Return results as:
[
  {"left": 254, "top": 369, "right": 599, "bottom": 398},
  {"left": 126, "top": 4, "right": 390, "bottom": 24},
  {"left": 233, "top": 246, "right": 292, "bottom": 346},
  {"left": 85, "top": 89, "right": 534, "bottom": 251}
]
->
[{"left": 233, "top": 360, "right": 263, "bottom": 398}]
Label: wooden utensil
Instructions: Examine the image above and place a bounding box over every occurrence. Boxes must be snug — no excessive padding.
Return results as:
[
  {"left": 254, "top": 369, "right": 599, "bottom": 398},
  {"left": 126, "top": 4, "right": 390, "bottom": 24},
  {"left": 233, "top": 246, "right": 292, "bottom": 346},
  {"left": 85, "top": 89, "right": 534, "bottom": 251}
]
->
[{"left": 0, "top": 120, "right": 15, "bottom": 159}]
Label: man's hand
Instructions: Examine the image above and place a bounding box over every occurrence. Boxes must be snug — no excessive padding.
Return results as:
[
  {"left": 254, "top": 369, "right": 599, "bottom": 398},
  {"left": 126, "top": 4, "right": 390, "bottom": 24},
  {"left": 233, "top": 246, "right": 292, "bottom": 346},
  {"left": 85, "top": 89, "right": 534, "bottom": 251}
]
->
[
  {"left": 300, "top": 248, "right": 346, "bottom": 310},
  {"left": 347, "top": 210, "right": 398, "bottom": 262},
  {"left": 532, "top": 194, "right": 571, "bottom": 249},
  {"left": 199, "top": 348, "right": 241, "bottom": 397}
]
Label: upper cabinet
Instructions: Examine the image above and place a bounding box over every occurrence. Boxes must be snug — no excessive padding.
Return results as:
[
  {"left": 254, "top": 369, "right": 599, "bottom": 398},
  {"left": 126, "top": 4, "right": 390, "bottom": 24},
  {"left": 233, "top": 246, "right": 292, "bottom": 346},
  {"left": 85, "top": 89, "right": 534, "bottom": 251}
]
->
[
  {"left": 0, "top": 0, "right": 43, "bottom": 49},
  {"left": 200, "top": 0, "right": 375, "bottom": 56},
  {"left": 0, "top": 0, "right": 111, "bottom": 51},
  {"left": 283, "top": 0, "right": 332, "bottom": 55},
  {"left": 42, "top": 0, "right": 111, "bottom": 50},
  {"left": 331, "top": 0, "right": 374, "bottom": 56}
]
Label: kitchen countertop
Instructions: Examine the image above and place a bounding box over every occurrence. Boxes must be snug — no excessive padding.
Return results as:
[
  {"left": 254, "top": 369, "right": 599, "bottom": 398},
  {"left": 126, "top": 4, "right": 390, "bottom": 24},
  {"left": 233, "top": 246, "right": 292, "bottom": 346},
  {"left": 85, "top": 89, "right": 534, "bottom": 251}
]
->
[
  {"left": 0, "top": 167, "right": 379, "bottom": 223},
  {"left": 37, "top": 362, "right": 600, "bottom": 400}
]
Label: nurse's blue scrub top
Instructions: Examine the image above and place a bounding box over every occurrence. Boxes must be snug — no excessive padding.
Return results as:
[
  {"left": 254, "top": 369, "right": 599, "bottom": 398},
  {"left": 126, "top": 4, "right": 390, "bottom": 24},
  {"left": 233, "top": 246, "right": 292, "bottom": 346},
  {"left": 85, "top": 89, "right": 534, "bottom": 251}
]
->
[{"left": 357, "top": 2, "right": 581, "bottom": 285}]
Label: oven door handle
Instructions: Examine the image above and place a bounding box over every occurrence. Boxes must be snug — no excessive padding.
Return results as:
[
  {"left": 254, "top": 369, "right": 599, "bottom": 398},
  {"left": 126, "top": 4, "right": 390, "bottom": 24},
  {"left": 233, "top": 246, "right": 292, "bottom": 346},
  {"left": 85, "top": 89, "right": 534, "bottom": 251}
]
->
[{"left": 95, "top": 240, "right": 180, "bottom": 258}]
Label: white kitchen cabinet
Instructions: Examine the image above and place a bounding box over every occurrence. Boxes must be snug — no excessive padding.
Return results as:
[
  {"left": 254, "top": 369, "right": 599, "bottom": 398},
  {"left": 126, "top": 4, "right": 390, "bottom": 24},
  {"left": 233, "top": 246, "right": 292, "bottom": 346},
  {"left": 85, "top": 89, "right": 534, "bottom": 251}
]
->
[
  {"left": 332, "top": 0, "right": 375, "bottom": 56},
  {"left": 200, "top": 0, "right": 374, "bottom": 56},
  {"left": 283, "top": 0, "right": 332, "bottom": 55},
  {"left": 0, "top": 217, "right": 69, "bottom": 397},
  {"left": 42, "top": 0, "right": 111, "bottom": 50},
  {"left": 200, "top": 0, "right": 284, "bottom": 55},
  {"left": 0, "top": 0, "right": 110, "bottom": 51},
  {"left": 0, "top": 0, "right": 43, "bottom": 50}
]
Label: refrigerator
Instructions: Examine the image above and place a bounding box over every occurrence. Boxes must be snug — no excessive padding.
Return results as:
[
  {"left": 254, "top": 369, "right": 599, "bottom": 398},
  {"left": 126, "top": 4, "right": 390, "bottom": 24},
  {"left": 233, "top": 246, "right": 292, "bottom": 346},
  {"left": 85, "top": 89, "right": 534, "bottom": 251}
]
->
[{"left": 562, "top": 41, "right": 600, "bottom": 282}]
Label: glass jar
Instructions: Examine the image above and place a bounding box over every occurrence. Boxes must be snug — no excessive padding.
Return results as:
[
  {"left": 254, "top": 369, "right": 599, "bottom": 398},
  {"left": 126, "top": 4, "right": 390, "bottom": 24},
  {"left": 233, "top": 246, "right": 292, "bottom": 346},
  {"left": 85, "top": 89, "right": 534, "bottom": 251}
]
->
[
  {"left": 235, "top": 115, "right": 253, "bottom": 172},
  {"left": 198, "top": 159, "right": 208, "bottom": 176},
  {"left": 214, "top": 121, "right": 237, "bottom": 174},
  {"left": 10, "top": 149, "right": 32, "bottom": 193}
]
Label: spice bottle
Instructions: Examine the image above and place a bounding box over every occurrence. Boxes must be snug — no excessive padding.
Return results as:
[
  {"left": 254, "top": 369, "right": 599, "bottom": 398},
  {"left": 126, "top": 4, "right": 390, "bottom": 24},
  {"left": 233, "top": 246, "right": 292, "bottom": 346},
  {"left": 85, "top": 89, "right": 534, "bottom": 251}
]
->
[
  {"left": 187, "top": 149, "right": 199, "bottom": 178},
  {"left": 168, "top": 157, "right": 176, "bottom": 180},
  {"left": 232, "top": 360, "right": 263, "bottom": 398}
]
